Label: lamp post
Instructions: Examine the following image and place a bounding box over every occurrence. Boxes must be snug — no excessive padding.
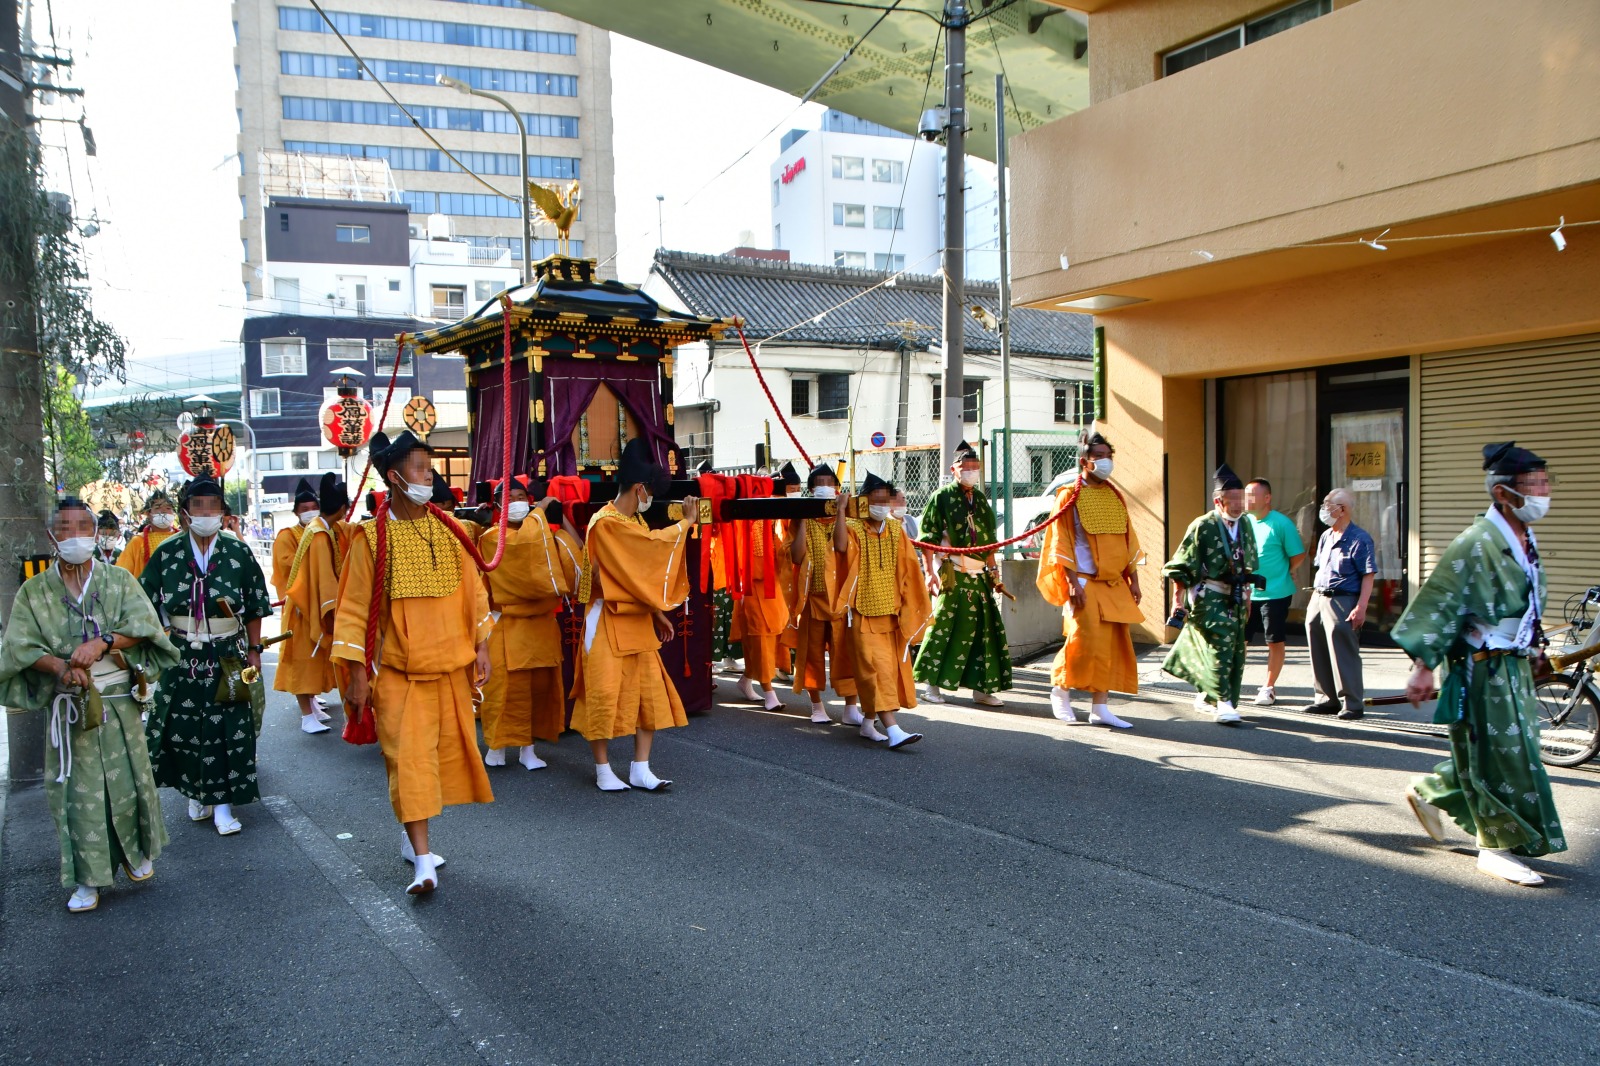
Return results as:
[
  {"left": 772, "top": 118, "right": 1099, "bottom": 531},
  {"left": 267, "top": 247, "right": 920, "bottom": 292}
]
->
[
  {"left": 438, "top": 75, "right": 532, "bottom": 282},
  {"left": 656, "top": 193, "right": 665, "bottom": 248}
]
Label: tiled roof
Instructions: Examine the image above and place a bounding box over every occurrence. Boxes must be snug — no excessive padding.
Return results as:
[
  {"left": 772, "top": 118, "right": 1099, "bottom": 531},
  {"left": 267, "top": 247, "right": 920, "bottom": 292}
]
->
[{"left": 650, "top": 250, "right": 1091, "bottom": 360}]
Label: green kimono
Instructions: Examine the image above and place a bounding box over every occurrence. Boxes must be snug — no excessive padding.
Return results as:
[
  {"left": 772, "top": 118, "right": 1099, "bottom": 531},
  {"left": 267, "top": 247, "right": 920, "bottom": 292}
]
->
[
  {"left": 140, "top": 533, "right": 273, "bottom": 805},
  {"left": 1391, "top": 513, "right": 1565, "bottom": 857},
  {"left": 1162, "top": 512, "right": 1259, "bottom": 705},
  {"left": 711, "top": 587, "right": 743, "bottom": 662},
  {"left": 0, "top": 562, "right": 179, "bottom": 888},
  {"left": 913, "top": 482, "right": 1013, "bottom": 694}
]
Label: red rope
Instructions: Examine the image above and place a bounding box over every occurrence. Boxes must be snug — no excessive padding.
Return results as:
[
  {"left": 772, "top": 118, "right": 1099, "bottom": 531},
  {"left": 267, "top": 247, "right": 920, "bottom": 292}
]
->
[
  {"left": 735, "top": 325, "right": 811, "bottom": 467},
  {"left": 353, "top": 333, "right": 410, "bottom": 503}
]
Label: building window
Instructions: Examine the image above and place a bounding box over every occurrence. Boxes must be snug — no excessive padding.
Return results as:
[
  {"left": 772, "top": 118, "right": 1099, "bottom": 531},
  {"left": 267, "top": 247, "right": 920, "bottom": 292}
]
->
[
  {"left": 249, "top": 388, "right": 281, "bottom": 418},
  {"left": 833, "top": 250, "right": 867, "bottom": 269},
  {"left": 261, "top": 338, "right": 307, "bottom": 377},
  {"left": 1053, "top": 381, "right": 1095, "bottom": 424},
  {"left": 387, "top": 278, "right": 401, "bottom": 292},
  {"left": 279, "top": 51, "right": 579, "bottom": 96},
  {"left": 278, "top": 8, "right": 578, "bottom": 56},
  {"left": 279, "top": 212, "right": 289, "bottom": 232},
  {"left": 817, "top": 373, "right": 851, "bottom": 420},
  {"left": 772, "top": 179, "right": 780, "bottom": 207},
  {"left": 282, "top": 96, "right": 578, "bottom": 138},
  {"left": 372, "top": 386, "right": 412, "bottom": 427},
  {"left": 874, "top": 253, "right": 905, "bottom": 271},
  {"left": 322, "top": 386, "right": 365, "bottom": 406},
  {"left": 931, "top": 377, "right": 982, "bottom": 423},
  {"left": 335, "top": 223, "right": 371, "bottom": 243},
  {"left": 241, "top": 237, "right": 249, "bottom": 262},
  {"left": 371, "top": 338, "right": 411, "bottom": 376},
  {"left": 431, "top": 285, "right": 467, "bottom": 318},
  {"left": 1028, "top": 447, "right": 1078, "bottom": 488},
  {"left": 790, "top": 377, "right": 812, "bottom": 417},
  {"left": 831, "top": 155, "right": 864, "bottom": 180},
  {"left": 273, "top": 277, "right": 300, "bottom": 312},
  {"left": 290, "top": 451, "right": 311, "bottom": 470},
  {"left": 317, "top": 450, "right": 338, "bottom": 469},
  {"left": 474, "top": 279, "right": 499, "bottom": 302},
  {"left": 832, "top": 203, "right": 866, "bottom": 228},
  {"left": 259, "top": 452, "right": 285, "bottom": 471},
  {"left": 1163, "top": 0, "right": 1332, "bottom": 76},
  {"left": 872, "top": 159, "right": 904, "bottom": 183},
  {"left": 872, "top": 206, "right": 904, "bottom": 231},
  {"left": 773, "top": 223, "right": 781, "bottom": 248},
  {"left": 328, "top": 338, "right": 366, "bottom": 364},
  {"left": 285, "top": 139, "right": 580, "bottom": 180}
]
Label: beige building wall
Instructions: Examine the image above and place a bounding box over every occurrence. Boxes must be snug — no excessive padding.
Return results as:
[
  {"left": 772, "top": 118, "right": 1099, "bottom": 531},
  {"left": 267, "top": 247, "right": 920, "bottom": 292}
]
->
[{"left": 233, "top": 0, "right": 616, "bottom": 297}]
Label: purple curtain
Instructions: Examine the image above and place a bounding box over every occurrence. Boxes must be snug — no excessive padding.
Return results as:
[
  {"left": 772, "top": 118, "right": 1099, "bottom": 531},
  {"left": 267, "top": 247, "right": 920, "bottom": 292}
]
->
[
  {"left": 470, "top": 357, "right": 530, "bottom": 481},
  {"left": 538, "top": 360, "right": 680, "bottom": 476}
]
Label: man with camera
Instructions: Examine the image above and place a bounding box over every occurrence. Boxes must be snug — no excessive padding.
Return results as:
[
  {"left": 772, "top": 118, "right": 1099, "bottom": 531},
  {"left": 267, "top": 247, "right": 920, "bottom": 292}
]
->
[{"left": 1162, "top": 465, "right": 1262, "bottom": 724}]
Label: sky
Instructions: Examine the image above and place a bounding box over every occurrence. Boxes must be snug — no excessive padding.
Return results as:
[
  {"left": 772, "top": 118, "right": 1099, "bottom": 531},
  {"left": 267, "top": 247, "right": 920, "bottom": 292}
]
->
[{"left": 35, "top": 1, "right": 821, "bottom": 395}]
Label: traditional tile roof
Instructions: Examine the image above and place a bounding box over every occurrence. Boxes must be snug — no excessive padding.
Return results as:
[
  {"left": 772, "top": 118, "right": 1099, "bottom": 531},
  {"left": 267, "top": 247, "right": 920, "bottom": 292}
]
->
[{"left": 650, "top": 250, "right": 1091, "bottom": 360}]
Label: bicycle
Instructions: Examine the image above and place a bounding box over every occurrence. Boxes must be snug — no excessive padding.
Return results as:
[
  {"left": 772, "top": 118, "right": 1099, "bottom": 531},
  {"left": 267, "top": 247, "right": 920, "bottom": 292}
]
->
[{"left": 1535, "top": 586, "right": 1600, "bottom": 768}]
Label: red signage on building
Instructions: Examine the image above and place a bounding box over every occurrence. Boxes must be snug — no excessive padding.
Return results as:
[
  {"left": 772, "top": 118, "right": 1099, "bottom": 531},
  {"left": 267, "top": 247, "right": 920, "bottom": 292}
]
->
[{"left": 781, "top": 157, "right": 806, "bottom": 184}]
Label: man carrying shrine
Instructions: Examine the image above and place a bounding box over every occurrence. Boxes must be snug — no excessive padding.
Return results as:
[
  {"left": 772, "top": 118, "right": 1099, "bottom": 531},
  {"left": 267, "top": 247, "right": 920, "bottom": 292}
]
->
[
  {"left": 915, "top": 442, "right": 1012, "bottom": 708},
  {"left": 273, "top": 475, "right": 344, "bottom": 735},
  {"left": 1162, "top": 464, "right": 1260, "bottom": 725},
  {"left": 787, "top": 463, "right": 861, "bottom": 726}
]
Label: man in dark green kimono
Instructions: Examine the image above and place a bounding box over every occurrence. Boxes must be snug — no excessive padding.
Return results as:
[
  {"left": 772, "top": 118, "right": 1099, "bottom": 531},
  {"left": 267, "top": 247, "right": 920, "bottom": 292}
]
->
[
  {"left": 1163, "top": 465, "right": 1260, "bottom": 724},
  {"left": 1396, "top": 442, "right": 1565, "bottom": 887},
  {"left": 914, "top": 441, "right": 1013, "bottom": 707},
  {"left": 141, "top": 477, "right": 273, "bottom": 836}
]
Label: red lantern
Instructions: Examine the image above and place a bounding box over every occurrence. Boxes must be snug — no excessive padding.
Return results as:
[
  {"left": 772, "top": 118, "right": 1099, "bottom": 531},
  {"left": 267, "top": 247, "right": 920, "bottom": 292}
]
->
[
  {"left": 178, "top": 414, "right": 235, "bottom": 478},
  {"left": 322, "top": 385, "right": 375, "bottom": 457}
]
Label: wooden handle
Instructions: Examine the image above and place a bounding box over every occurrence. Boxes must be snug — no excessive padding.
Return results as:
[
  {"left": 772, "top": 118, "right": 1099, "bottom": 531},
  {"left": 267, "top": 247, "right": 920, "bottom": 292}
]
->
[{"left": 1550, "top": 634, "right": 1600, "bottom": 672}]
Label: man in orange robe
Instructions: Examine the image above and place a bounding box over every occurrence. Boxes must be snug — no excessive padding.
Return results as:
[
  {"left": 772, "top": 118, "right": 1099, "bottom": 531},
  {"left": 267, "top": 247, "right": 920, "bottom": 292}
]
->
[
  {"left": 734, "top": 514, "right": 791, "bottom": 712},
  {"left": 772, "top": 462, "right": 802, "bottom": 685},
  {"left": 273, "top": 475, "right": 346, "bottom": 735},
  {"left": 787, "top": 463, "right": 861, "bottom": 726},
  {"left": 834, "top": 473, "right": 933, "bottom": 749},
  {"left": 479, "top": 477, "right": 577, "bottom": 770},
  {"left": 1035, "top": 429, "right": 1142, "bottom": 729},
  {"left": 114, "top": 491, "right": 178, "bottom": 578},
  {"left": 333, "top": 430, "right": 493, "bottom": 896},
  {"left": 570, "top": 438, "right": 698, "bottom": 793}
]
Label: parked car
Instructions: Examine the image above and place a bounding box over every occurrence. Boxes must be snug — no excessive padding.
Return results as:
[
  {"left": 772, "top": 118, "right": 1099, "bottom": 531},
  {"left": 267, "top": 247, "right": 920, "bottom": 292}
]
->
[{"left": 993, "top": 471, "right": 1077, "bottom": 559}]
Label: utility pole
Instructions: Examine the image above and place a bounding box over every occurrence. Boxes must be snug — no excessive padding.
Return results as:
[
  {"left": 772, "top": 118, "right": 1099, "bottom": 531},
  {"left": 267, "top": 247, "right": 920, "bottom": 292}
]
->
[
  {"left": 1, "top": 3, "right": 50, "bottom": 784},
  {"left": 995, "top": 73, "right": 1014, "bottom": 550},
  {"left": 939, "top": 0, "right": 968, "bottom": 476}
]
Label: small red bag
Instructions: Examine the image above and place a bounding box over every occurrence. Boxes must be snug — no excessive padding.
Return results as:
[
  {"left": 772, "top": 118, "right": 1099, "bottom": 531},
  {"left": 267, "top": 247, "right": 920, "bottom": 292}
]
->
[{"left": 342, "top": 704, "right": 378, "bottom": 745}]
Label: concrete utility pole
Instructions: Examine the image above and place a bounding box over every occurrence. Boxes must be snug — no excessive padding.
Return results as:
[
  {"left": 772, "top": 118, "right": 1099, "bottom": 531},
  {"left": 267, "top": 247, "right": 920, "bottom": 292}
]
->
[
  {"left": 1, "top": 4, "right": 49, "bottom": 784},
  {"left": 995, "top": 72, "right": 1013, "bottom": 548},
  {"left": 939, "top": 0, "right": 968, "bottom": 475}
]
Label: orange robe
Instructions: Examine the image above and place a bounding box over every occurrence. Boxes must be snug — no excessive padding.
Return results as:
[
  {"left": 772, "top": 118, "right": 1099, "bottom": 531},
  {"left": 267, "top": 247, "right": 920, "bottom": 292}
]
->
[
  {"left": 840, "top": 518, "right": 933, "bottom": 715},
  {"left": 774, "top": 519, "right": 798, "bottom": 666},
  {"left": 1036, "top": 481, "right": 1143, "bottom": 694},
  {"left": 736, "top": 520, "right": 791, "bottom": 684},
  {"left": 115, "top": 527, "right": 177, "bottom": 579},
  {"left": 270, "top": 526, "right": 301, "bottom": 600},
  {"left": 331, "top": 515, "right": 494, "bottom": 823},
  {"left": 552, "top": 525, "right": 587, "bottom": 721},
  {"left": 478, "top": 516, "right": 576, "bottom": 748},
  {"left": 570, "top": 504, "right": 693, "bottom": 741},
  {"left": 787, "top": 518, "right": 856, "bottom": 699},
  {"left": 273, "top": 517, "right": 339, "bottom": 696}
]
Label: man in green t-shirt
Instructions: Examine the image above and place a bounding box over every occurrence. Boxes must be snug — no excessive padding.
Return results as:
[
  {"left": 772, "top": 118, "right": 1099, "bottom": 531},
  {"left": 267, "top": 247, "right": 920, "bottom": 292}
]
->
[{"left": 1245, "top": 478, "right": 1307, "bottom": 705}]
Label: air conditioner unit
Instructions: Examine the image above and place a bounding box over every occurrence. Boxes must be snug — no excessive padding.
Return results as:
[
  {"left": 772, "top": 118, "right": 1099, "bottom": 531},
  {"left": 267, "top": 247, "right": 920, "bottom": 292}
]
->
[{"left": 408, "top": 225, "right": 420, "bottom": 238}]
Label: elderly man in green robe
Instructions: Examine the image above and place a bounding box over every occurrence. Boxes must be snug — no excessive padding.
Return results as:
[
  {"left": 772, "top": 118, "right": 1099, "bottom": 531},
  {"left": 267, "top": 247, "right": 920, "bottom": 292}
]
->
[
  {"left": 0, "top": 496, "right": 179, "bottom": 913},
  {"left": 1163, "top": 464, "right": 1261, "bottom": 725},
  {"left": 1396, "top": 442, "right": 1566, "bottom": 887},
  {"left": 915, "top": 441, "right": 1013, "bottom": 707}
]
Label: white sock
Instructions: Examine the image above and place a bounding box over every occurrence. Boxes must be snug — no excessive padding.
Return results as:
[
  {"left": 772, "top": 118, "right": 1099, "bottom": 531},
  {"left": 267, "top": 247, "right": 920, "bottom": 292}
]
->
[
  {"left": 484, "top": 746, "right": 506, "bottom": 766},
  {"left": 859, "top": 718, "right": 887, "bottom": 741},
  {"left": 1089, "top": 703, "right": 1132, "bottom": 729},
  {"left": 886, "top": 723, "right": 918, "bottom": 745},
  {"left": 1050, "top": 686, "right": 1078, "bottom": 722},
  {"left": 595, "top": 763, "right": 630, "bottom": 791},
  {"left": 519, "top": 745, "right": 547, "bottom": 770},
  {"left": 810, "top": 700, "right": 831, "bottom": 722},
  {"left": 213, "top": 803, "right": 234, "bottom": 826},
  {"left": 629, "top": 760, "right": 667, "bottom": 790},
  {"left": 762, "top": 689, "right": 782, "bottom": 711},
  {"left": 842, "top": 704, "right": 865, "bottom": 726}
]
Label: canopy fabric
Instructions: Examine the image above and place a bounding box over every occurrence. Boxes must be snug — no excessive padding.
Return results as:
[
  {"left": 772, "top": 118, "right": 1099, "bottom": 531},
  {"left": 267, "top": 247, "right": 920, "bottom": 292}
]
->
[{"left": 535, "top": 0, "right": 1089, "bottom": 161}]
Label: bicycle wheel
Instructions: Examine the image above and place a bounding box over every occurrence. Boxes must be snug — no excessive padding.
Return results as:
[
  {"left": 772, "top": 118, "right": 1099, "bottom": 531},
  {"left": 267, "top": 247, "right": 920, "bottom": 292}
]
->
[{"left": 1535, "top": 673, "right": 1600, "bottom": 767}]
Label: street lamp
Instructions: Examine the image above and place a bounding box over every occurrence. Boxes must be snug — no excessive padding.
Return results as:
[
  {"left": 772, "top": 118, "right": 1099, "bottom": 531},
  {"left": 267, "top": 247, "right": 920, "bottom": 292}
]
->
[{"left": 437, "top": 74, "right": 532, "bottom": 283}]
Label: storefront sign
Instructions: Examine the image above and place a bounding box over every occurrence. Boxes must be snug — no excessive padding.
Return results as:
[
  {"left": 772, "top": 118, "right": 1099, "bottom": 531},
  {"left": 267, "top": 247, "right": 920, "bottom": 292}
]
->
[
  {"left": 781, "top": 157, "right": 806, "bottom": 184},
  {"left": 1092, "top": 326, "right": 1106, "bottom": 421},
  {"left": 1345, "top": 442, "right": 1386, "bottom": 479},
  {"left": 1350, "top": 478, "right": 1383, "bottom": 492}
]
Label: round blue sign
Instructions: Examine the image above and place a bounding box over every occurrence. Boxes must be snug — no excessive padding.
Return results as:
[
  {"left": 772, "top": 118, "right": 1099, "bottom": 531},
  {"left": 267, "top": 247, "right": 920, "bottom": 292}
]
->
[{"left": 870, "top": 431, "right": 887, "bottom": 448}]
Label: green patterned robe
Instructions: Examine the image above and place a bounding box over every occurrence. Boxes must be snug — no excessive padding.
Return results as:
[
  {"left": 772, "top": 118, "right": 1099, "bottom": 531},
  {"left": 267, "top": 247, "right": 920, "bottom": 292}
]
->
[
  {"left": 0, "top": 562, "right": 179, "bottom": 888},
  {"left": 711, "top": 587, "right": 743, "bottom": 662},
  {"left": 1391, "top": 514, "right": 1565, "bottom": 857},
  {"left": 913, "top": 482, "right": 1013, "bottom": 694},
  {"left": 1162, "top": 512, "right": 1259, "bottom": 705},
  {"left": 140, "top": 533, "right": 273, "bottom": 805}
]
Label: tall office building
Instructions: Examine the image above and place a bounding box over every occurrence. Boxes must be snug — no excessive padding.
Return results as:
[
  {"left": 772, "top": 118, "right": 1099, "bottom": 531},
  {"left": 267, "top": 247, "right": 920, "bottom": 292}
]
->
[{"left": 233, "top": 0, "right": 616, "bottom": 298}]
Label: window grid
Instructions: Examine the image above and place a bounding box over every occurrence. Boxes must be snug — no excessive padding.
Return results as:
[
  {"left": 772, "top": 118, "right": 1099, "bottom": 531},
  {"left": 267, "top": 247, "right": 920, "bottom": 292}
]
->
[
  {"left": 280, "top": 51, "right": 577, "bottom": 96},
  {"left": 284, "top": 140, "right": 579, "bottom": 179},
  {"left": 832, "top": 203, "right": 865, "bottom": 228},
  {"left": 790, "top": 377, "right": 811, "bottom": 417},
  {"left": 249, "top": 388, "right": 281, "bottom": 418},
  {"left": 278, "top": 8, "right": 576, "bottom": 55},
  {"left": 327, "top": 338, "right": 367, "bottom": 364},
  {"left": 334, "top": 224, "right": 371, "bottom": 243},
  {"left": 872, "top": 206, "right": 904, "bottom": 231},
  {"left": 282, "top": 97, "right": 578, "bottom": 138},
  {"left": 261, "top": 338, "right": 307, "bottom": 377}
]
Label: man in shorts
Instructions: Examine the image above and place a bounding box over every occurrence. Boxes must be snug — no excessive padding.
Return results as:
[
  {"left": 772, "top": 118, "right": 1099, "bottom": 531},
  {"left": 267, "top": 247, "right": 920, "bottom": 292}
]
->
[{"left": 1245, "top": 478, "right": 1306, "bottom": 706}]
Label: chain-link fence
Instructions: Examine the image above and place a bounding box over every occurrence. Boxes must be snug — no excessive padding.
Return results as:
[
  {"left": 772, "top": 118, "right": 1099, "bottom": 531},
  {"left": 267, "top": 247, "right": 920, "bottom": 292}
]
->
[{"left": 988, "top": 428, "right": 1080, "bottom": 558}]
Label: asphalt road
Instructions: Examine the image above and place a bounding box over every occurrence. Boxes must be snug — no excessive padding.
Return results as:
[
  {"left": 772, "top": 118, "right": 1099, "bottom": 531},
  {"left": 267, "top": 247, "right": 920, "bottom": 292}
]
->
[{"left": 3, "top": 659, "right": 1598, "bottom": 1065}]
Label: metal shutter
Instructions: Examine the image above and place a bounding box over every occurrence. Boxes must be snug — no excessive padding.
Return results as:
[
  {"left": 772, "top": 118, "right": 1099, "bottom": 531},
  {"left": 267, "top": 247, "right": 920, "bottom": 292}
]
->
[{"left": 1420, "top": 334, "right": 1600, "bottom": 624}]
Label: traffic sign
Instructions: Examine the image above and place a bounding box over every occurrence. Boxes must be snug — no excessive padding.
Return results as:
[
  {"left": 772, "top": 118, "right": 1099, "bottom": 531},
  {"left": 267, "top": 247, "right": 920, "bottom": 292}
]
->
[{"left": 870, "top": 431, "right": 886, "bottom": 448}]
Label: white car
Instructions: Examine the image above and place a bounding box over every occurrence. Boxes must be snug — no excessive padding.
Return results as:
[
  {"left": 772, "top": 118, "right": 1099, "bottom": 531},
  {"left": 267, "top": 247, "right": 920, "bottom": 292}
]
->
[{"left": 992, "top": 470, "right": 1077, "bottom": 558}]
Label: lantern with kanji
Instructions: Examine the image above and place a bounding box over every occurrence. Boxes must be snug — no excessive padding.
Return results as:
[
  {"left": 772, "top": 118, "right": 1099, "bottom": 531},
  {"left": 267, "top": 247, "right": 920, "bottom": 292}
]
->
[
  {"left": 178, "top": 412, "right": 235, "bottom": 478},
  {"left": 323, "top": 382, "right": 375, "bottom": 457}
]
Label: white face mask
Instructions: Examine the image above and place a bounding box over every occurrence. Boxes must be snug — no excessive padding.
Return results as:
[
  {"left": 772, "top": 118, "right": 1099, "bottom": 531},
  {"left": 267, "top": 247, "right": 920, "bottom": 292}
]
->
[
  {"left": 297, "top": 509, "right": 320, "bottom": 527},
  {"left": 891, "top": 506, "right": 907, "bottom": 519},
  {"left": 868, "top": 504, "right": 892, "bottom": 522},
  {"left": 397, "top": 478, "right": 434, "bottom": 507},
  {"left": 1507, "top": 488, "right": 1551, "bottom": 524},
  {"left": 150, "top": 512, "right": 176, "bottom": 530},
  {"left": 1318, "top": 506, "right": 1335, "bottom": 527},
  {"left": 812, "top": 485, "right": 837, "bottom": 500},
  {"left": 97, "top": 535, "right": 117, "bottom": 550},
  {"left": 187, "top": 514, "right": 223, "bottom": 539},
  {"left": 637, "top": 490, "right": 654, "bottom": 513},
  {"left": 1090, "top": 458, "right": 1114, "bottom": 480},
  {"left": 53, "top": 534, "right": 95, "bottom": 565},
  {"left": 506, "top": 501, "right": 531, "bottom": 522},
  {"left": 959, "top": 469, "right": 982, "bottom": 487}
]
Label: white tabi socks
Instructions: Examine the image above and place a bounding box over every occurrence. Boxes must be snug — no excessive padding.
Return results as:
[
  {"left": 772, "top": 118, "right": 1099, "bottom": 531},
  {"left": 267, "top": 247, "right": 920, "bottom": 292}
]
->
[
  {"left": 737, "top": 677, "right": 762, "bottom": 703},
  {"left": 483, "top": 746, "right": 507, "bottom": 767},
  {"left": 1050, "top": 686, "right": 1080, "bottom": 724},
  {"left": 407, "top": 852, "right": 439, "bottom": 895},
  {"left": 629, "top": 760, "right": 671, "bottom": 792},
  {"left": 859, "top": 718, "right": 887, "bottom": 742},
  {"left": 213, "top": 803, "right": 241, "bottom": 836},
  {"left": 1088, "top": 703, "right": 1133, "bottom": 729},
  {"left": 595, "top": 763, "right": 631, "bottom": 792},
  {"left": 885, "top": 723, "right": 923, "bottom": 749},
  {"left": 840, "top": 704, "right": 865, "bottom": 726},
  {"left": 519, "top": 745, "right": 547, "bottom": 770},
  {"left": 762, "top": 689, "right": 782, "bottom": 711},
  {"left": 400, "top": 829, "right": 446, "bottom": 868},
  {"left": 809, "top": 700, "right": 832, "bottom": 724}
]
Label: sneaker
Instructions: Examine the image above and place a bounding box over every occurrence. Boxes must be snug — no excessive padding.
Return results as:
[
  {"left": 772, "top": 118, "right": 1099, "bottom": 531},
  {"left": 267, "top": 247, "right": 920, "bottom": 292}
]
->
[
  {"left": 1303, "top": 700, "right": 1340, "bottom": 716},
  {"left": 1252, "top": 686, "right": 1276, "bottom": 706},
  {"left": 1214, "top": 701, "right": 1242, "bottom": 725}
]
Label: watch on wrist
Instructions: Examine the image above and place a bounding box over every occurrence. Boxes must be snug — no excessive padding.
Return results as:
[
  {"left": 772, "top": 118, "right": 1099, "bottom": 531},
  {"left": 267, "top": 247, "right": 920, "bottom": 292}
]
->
[
  {"left": 249, "top": 643, "right": 265, "bottom": 654},
  {"left": 101, "top": 633, "right": 115, "bottom": 649}
]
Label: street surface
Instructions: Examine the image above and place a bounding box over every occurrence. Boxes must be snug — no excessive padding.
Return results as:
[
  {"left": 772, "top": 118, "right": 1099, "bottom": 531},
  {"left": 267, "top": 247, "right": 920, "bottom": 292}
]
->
[{"left": 3, "top": 645, "right": 1598, "bottom": 1065}]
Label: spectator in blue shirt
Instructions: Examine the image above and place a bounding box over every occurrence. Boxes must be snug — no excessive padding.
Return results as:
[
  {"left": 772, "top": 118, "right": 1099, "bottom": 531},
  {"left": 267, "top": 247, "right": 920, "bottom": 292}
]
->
[
  {"left": 1245, "top": 479, "right": 1307, "bottom": 705},
  {"left": 1305, "top": 488, "right": 1377, "bottom": 719}
]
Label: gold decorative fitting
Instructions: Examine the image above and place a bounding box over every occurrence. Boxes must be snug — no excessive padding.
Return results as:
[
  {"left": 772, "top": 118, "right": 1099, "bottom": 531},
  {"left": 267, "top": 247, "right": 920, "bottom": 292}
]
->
[
  {"left": 667, "top": 503, "right": 684, "bottom": 521},
  {"left": 697, "top": 498, "right": 713, "bottom": 525},
  {"left": 664, "top": 356, "right": 675, "bottom": 378},
  {"left": 402, "top": 396, "right": 438, "bottom": 442},
  {"left": 534, "top": 398, "right": 545, "bottom": 422},
  {"left": 537, "top": 459, "right": 548, "bottom": 476},
  {"left": 533, "top": 354, "right": 543, "bottom": 374},
  {"left": 824, "top": 500, "right": 838, "bottom": 517},
  {"left": 665, "top": 404, "right": 675, "bottom": 427}
]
